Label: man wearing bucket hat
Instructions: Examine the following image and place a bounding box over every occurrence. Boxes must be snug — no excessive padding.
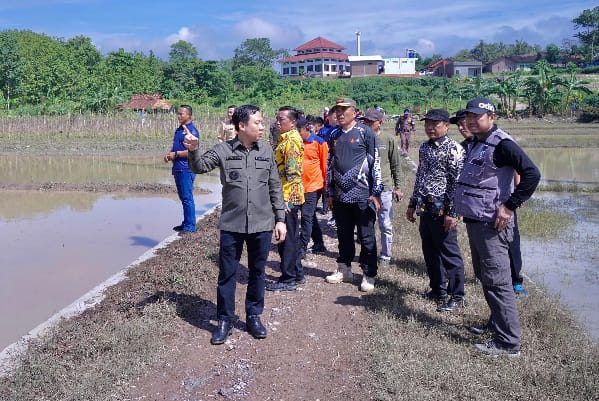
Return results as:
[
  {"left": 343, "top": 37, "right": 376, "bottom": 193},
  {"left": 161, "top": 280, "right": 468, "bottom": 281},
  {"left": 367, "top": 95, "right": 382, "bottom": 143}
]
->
[
  {"left": 406, "top": 109, "right": 467, "bottom": 312},
  {"left": 325, "top": 98, "right": 383, "bottom": 292},
  {"left": 455, "top": 98, "right": 540, "bottom": 357}
]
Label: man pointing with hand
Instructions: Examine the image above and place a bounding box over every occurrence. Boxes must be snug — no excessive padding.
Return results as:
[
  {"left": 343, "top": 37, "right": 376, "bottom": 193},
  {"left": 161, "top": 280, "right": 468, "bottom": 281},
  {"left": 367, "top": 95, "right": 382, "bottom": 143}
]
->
[{"left": 182, "top": 104, "right": 287, "bottom": 345}]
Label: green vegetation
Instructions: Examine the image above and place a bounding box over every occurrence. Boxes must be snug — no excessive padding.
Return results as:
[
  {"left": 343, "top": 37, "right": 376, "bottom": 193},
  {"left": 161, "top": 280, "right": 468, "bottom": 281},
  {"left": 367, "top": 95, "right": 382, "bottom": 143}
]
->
[
  {"left": 517, "top": 198, "right": 574, "bottom": 239},
  {"left": 0, "top": 7, "right": 598, "bottom": 120}
]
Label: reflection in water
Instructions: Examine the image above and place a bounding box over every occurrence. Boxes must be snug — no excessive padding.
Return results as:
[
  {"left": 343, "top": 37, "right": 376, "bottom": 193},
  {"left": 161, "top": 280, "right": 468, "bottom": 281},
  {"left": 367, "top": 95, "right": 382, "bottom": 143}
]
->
[
  {"left": 526, "top": 148, "right": 599, "bottom": 184},
  {"left": 0, "top": 181, "right": 222, "bottom": 351},
  {"left": 0, "top": 155, "right": 174, "bottom": 185},
  {"left": 522, "top": 193, "right": 599, "bottom": 341}
]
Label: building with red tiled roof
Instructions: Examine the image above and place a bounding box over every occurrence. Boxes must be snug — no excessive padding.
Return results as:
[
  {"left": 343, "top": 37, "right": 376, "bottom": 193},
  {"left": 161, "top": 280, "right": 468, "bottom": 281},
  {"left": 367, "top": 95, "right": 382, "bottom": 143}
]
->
[
  {"left": 277, "top": 36, "right": 350, "bottom": 78},
  {"left": 118, "top": 94, "right": 172, "bottom": 112}
]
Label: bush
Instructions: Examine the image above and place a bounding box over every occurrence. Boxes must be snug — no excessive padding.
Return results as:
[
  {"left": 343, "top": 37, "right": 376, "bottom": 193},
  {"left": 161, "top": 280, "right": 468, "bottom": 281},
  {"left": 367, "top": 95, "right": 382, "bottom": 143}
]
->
[{"left": 581, "top": 65, "right": 599, "bottom": 73}]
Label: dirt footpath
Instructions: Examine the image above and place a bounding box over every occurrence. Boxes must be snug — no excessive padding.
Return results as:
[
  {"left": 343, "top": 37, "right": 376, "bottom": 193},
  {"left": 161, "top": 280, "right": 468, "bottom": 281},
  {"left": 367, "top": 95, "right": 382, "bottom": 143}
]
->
[{"left": 124, "top": 217, "right": 376, "bottom": 401}]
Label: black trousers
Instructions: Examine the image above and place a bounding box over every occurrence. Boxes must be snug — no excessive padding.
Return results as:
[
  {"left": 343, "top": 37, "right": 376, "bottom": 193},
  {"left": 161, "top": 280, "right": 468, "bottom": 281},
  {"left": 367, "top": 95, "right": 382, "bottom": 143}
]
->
[
  {"left": 418, "top": 214, "right": 465, "bottom": 299},
  {"left": 218, "top": 230, "right": 272, "bottom": 321},
  {"left": 277, "top": 206, "right": 303, "bottom": 282},
  {"left": 509, "top": 211, "right": 523, "bottom": 285},
  {"left": 333, "top": 201, "right": 378, "bottom": 277},
  {"left": 299, "top": 191, "right": 325, "bottom": 254}
]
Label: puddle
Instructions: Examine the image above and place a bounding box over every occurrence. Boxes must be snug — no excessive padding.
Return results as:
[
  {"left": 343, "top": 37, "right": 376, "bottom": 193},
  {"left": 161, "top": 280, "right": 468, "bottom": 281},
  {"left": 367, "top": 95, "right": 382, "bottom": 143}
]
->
[{"left": 522, "top": 193, "right": 599, "bottom": 341}]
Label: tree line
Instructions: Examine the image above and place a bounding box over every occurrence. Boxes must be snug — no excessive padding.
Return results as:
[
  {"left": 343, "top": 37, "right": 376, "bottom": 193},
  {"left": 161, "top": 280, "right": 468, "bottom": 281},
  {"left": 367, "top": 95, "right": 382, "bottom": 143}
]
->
[{"left": 0, "top": 7, "right": 597, "bottom": 120}]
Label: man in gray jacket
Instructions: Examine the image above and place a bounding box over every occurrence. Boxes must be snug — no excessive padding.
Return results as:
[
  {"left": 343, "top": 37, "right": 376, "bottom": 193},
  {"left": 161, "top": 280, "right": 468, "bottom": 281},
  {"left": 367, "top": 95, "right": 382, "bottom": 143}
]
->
[
  {"left": 455, "top": 98, "right": 540, "bottom": 357},
  {"left": 183, "top": 104, "right": 287, "bottom": 345}
]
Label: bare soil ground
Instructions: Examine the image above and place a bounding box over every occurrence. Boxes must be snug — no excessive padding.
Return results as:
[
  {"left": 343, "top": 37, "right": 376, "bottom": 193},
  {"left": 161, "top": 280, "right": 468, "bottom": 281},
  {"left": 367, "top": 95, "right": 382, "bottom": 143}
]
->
[{"left": 120, "top": 212, "right": 376, "bottom": 401}]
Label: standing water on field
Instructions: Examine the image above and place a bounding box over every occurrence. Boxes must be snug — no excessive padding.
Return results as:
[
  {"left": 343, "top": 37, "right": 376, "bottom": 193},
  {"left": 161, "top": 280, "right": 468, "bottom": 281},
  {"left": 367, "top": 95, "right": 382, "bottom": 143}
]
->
[{"left": 0, "top": 155, "right": 221, "bottom": 351}]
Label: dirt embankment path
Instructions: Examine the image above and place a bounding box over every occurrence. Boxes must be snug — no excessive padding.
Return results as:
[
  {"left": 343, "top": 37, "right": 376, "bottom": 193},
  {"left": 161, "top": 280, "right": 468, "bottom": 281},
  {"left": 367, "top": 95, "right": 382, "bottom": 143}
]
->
[{"left": 122, "top": 218, "right": 376, "bottom": 401}]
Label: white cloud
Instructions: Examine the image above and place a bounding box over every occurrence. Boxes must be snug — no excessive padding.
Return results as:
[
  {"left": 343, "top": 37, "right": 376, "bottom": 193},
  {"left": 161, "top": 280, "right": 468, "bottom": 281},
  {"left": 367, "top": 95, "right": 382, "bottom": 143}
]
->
[
  {"left": 165, "top": 27, "right": 198, "bottom": 45},
  {"left": 416, "top": 39, "right": 436, "bottom": 57},
  {"left": 232, "top": 17, "right": 301, "bottom": 50}
]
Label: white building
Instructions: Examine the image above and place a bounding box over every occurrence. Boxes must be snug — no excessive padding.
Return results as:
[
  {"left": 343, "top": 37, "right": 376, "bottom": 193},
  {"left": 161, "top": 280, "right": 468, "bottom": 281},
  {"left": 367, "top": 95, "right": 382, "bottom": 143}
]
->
[{"left": 277, "top": 36, "right": 350, "bottom": 78}]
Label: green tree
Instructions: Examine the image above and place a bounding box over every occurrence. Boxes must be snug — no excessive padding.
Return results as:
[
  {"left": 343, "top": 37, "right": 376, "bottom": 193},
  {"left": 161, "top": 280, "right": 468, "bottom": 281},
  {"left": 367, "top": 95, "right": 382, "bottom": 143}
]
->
[
  {"left": 573, "top": 6, "right": 599, "bottom": 62},
  {"left": 16, "top": 30, "right": 81, "bottom": 107},
  {"left": 65, "top": 35, "right": 102, "bottom": 71},
  {"left": 561, "top": 63, "right": 592, "bottom": 113},
  {"left": 524, "top": 60, "right": 562, "bottom": 115},
  {"left": 0, "top": 30, "right": 22, "bottom": 110},
  {"left": 232, "top": 38, "right": 287, "bottom": 70},
  {"left": 545, "top": 43, "right": 561, "bottom": 63},
  {"left": 169, "top": 40, "right": 198, "bottom": 62}
]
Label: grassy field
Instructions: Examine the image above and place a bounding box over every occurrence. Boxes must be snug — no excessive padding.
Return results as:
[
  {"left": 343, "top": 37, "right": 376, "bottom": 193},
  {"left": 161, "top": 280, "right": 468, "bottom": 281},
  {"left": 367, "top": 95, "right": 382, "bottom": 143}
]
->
[{"left": 0, "top": 117, "right": 598, "bottom": 400}]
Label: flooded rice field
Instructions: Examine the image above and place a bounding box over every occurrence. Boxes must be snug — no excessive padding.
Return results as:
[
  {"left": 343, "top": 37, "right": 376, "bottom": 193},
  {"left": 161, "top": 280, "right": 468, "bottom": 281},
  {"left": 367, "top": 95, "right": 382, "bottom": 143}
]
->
[
  {"left": 0, "top": 145, "right": 598, "bottom": 350},
  {"left": 0, "top": 155, "right": 221, "bottom": 350}
]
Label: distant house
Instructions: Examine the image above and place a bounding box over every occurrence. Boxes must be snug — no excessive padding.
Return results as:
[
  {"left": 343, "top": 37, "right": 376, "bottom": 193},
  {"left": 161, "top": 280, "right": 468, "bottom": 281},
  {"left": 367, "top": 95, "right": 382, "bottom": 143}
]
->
[
  {"left": 382, "top": 57, "right": 418, "bottom": 77},
  {"left": 118, "top": 94, "right": 172, "bottom": 113},
  {"left": 277, "top": 36, "right": 350, "bottom": 78},
  {"left": 484, "top": 54, "right": 544, "bottom": 73},
  {"left": 429, "top": 58, "right": 483, "bottom": 78},
  {"left": 348, "top": 55, "right": 383, "bottom": 77}
]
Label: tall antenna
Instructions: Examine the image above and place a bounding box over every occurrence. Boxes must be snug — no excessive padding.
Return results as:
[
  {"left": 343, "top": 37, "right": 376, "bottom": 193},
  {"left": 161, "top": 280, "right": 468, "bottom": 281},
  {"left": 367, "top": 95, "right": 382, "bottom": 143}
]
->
[{"left": 355, "top": 31, "right": 361, "bottom": 56}]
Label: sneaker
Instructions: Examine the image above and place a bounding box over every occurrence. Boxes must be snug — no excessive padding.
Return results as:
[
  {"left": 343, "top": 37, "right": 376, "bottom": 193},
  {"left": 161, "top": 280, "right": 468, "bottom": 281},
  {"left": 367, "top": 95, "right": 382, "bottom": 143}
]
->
[
  {"left": 172, "top": 225, "right": 184, "bottom": 232},
  {"left": 513, "top": 284, "right": 529, "bottom": 297},
  {"left": 378, "top": 258, "right": 390, "bottom": 267},
  {"left": 360, "top": 275, "right": 375, "bottom": 292},
  {"left": 473, "top": 340, "right": 520, "bottom": 358},
  {"left": 437, "top": 297, "right": 467, "bottom": 312},
  {"left": 325, "top": 263, "right": 353, "bottom": 284},
  {"left": 327, "top": 218, "right": 336, "bottom": 228},
  {"left": 308, "top": 244, "right": 327, "bottom": 254},
  {"left": 421, "top": 290, "right": 448, "bottom": 304},
  {"left": 265, "top": 281, "right": 298, "bottom": 292}
]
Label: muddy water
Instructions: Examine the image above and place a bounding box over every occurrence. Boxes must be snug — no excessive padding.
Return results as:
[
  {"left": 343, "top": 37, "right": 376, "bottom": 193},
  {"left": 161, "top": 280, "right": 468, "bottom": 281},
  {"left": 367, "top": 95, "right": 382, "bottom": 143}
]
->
[
  {"left": 526, "top": 148, "right": 599, "bottom": 184},
  {"left": 0, "top": 155, "right": 221, "bottom": 350},
  {"left": 522, "top": 193, "right": 599, "bottom": 341}
]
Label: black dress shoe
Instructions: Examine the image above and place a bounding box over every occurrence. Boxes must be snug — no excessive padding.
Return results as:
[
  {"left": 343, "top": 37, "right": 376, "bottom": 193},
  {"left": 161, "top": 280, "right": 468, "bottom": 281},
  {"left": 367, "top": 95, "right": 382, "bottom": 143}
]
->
[
  {"left": 437, "top": 297, "right": 467, "bottom": 312},
  {"left": 172, "top": 225, "right": 184, "bottom": 232},
  {"left": 246, "top": 315, "right": 267, "bottom": 339},
  {"left": 211, "top": 320, "right": 233, "bottom": 345},
  {"left": 468, "top": 321, "right": 495, "bottom": 335}
]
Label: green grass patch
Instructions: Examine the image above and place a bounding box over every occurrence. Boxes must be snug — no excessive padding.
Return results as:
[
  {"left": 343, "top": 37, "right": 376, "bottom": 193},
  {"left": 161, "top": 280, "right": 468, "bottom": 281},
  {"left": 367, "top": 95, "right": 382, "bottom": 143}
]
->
[{"left": 517, "top": 198, "right": 575, "bottom": 240}]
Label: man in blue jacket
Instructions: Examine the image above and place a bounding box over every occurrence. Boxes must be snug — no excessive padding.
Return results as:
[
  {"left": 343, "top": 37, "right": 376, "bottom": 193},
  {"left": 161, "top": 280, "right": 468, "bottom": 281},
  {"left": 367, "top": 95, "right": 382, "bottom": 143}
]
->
[{"left": 164, "top": 105, "right": 200, "bottom": 234}]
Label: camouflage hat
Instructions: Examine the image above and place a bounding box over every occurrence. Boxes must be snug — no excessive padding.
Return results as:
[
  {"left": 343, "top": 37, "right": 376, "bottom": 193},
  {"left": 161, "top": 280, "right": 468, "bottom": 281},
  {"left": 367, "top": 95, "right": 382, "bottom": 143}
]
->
[{"left": 331, "top": 97, "right": 357, "bottom": 110}]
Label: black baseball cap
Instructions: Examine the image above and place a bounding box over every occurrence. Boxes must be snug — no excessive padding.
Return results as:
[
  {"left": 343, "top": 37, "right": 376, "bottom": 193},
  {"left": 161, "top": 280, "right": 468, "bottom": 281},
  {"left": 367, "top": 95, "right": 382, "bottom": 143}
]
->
[
  {"left": 449, "top": 109, "right": 467, "bottom": 124},
  {"left": 420, "top": 109, "right": 450, "bottom": 122},
  {"left": 465, "top": 98, "right": 496, "bottom": 114}
]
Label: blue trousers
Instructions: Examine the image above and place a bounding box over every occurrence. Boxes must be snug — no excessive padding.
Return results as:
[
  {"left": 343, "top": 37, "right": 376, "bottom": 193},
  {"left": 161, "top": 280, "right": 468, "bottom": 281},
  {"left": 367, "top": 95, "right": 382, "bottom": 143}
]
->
[
  {"left": 217, "top": 230, "right": 272, "bottom": 321},
  {"left": 173, "top": 170, "right": 196, "bottom": 232}
]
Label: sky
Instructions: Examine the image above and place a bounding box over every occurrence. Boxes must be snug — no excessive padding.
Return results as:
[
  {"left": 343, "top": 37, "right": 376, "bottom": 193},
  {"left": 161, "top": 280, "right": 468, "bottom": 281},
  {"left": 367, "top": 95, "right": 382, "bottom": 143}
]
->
[{"left": 0, "top": 0, "right": 595, "bottom": 61}]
